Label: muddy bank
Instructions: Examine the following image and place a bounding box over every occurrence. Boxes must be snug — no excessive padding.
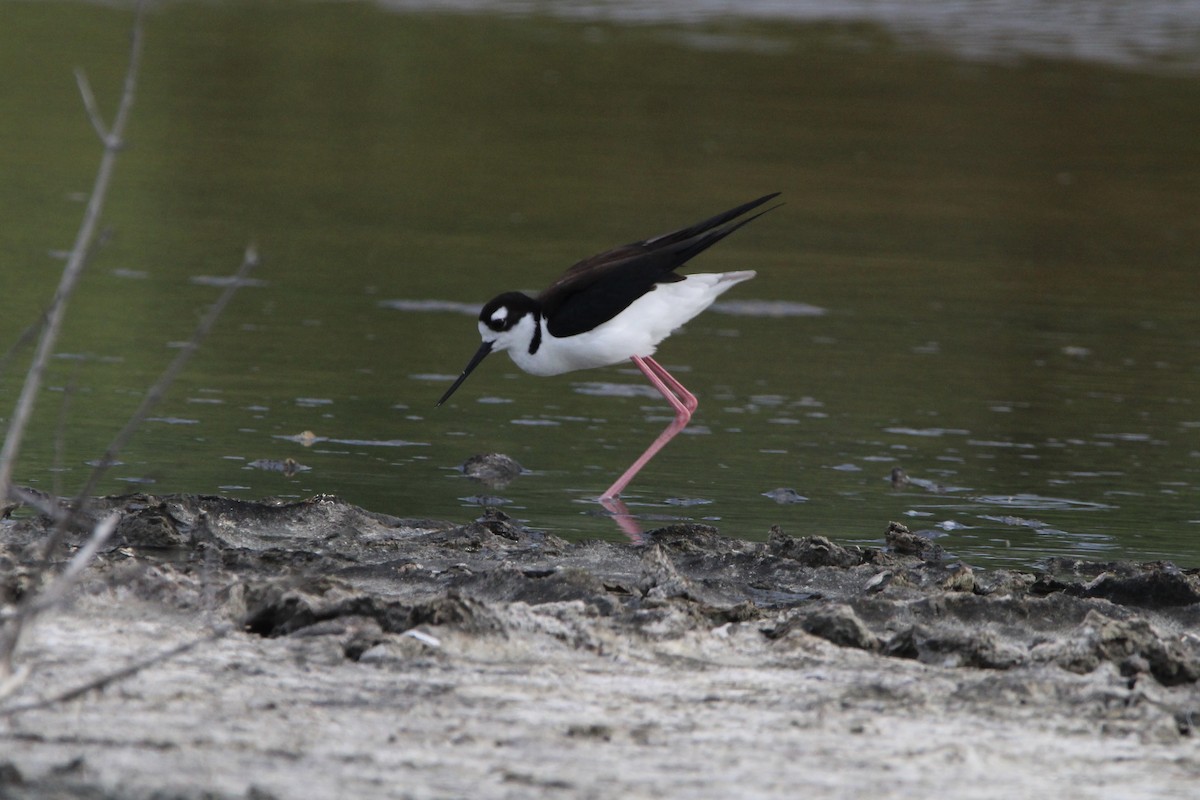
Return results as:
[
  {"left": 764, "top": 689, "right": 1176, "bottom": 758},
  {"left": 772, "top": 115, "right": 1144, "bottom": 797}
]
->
[{"left": 1, "top": 493, "right": 1199, "bottom": 799}]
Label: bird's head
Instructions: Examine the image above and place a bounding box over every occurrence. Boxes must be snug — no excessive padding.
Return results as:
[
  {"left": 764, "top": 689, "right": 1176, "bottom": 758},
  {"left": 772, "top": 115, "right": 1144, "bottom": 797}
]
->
[
  {"left": 437, "top": 292, "right": 539, "bottom": 406},
  {"left": 476, "top": 292, "right": 539, "bottom": 353}
]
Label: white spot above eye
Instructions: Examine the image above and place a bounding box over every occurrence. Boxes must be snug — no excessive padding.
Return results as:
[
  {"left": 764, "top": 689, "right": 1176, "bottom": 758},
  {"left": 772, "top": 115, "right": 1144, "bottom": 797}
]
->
[{"left": 490, "top": 308, "right": 508, "bottom": 323}]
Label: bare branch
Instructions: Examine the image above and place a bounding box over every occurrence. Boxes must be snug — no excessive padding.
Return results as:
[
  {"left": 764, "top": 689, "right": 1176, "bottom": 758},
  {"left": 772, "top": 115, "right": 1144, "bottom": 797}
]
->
[
  {"left": 22, "top": 514, "right": 119, "bottom": 619},
  {"left": 53, "top": 364, "right": 82, "bottom": 499},
  {"left": 0, "top": 313, "right": 45, "bottom": 384},
  {"left": 107, "top": 0, "right": 147, "bottom": 152},
  {"left": 74, "top": 67, "right": 111, "bottom": 144},
  {"left": 0, "top": 512, "right": 119, "bottom": 682},
  {"left": 0, "top": 665, "right": 31, "bottom": 704},
  {"left": 0, "top": 239, "right": 258, "bottom": 684},
  {"left": 0, "top": 0, "right": 254, "bottom": 711},
  {"left": 7, "top": 486, "right": 70, "bottom": 527},
  {"left": 65, "top": 244, "right": 261, "bottom": 516},
  {"left": 0, "top": 628, "right": 228, "bottom": 715},
  {"left": 0, "top": 0, "right": 148, "bottom": 505}
]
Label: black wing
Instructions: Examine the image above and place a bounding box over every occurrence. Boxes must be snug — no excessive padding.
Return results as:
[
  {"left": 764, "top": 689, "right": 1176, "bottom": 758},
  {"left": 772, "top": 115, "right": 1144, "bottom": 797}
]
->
[{"left": 538, "top": 193, "right": 780, "bottom": 338}]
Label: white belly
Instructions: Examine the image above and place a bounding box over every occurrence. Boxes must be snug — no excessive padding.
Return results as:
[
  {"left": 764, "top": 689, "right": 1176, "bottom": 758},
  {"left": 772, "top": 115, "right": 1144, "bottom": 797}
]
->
[{"left": 508, "top": 270, "right": 755, "bottom": 376}]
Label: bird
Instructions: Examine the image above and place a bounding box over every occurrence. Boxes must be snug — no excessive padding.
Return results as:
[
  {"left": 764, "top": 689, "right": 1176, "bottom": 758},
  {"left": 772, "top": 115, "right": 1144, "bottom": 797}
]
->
[{"left": 437, "top": 192, "right": 780, "bottom": 500}]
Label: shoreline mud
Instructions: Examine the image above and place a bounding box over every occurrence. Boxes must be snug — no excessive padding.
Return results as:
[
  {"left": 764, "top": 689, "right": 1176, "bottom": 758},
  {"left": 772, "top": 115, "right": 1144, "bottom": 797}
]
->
[{"left": 2, "top": 493, "right": 1199, "bottom": 798}]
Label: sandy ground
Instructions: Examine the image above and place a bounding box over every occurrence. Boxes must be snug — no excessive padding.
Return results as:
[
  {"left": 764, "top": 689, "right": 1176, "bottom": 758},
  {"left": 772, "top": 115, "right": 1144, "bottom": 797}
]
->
[{"left": 2, "top": 493, "right": 1199, "bottom": 799}]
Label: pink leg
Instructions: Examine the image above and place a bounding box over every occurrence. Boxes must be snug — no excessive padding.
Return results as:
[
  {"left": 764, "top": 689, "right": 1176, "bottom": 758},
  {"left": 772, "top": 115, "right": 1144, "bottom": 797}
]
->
[
  {"left": 601, "top": 356, "right": 695, "bottom": 500},
  {"left": 644, "top": 356, "right": 697, "bottom": 414}
]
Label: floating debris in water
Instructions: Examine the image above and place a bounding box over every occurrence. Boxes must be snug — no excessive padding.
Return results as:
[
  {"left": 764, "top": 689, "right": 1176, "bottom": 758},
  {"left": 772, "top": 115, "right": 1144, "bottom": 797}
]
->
[
  {"left": 247, "top": 458, "right": 310, "bottom": 476},
  {"left": 461, "top": 453, "right": 525, "bottom": 488},
  {"left": 274, "top": 431, "right": 427, "bottom": 448},
  {"left": 762, "top": 488, "right": 808, "bottom": 504},
  {"left": 890, "top": 467, "right": 949, "bottom": 492},
  {"left": 287, "top": 430, "right": 323, "bottom": 447},
  {"left": 146, "top": 417, "right": 199, "bottom": 425}
]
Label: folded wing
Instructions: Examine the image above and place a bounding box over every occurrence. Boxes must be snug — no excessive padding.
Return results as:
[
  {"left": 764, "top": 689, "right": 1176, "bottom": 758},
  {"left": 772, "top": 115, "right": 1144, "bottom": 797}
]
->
[{"left": 538, "top": 192, "right": 780, "bottom": 338}]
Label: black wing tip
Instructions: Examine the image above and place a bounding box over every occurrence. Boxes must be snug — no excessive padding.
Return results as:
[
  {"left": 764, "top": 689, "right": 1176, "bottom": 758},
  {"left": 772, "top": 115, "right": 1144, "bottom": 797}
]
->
[
  {"left": 646, "top": 192, "right": 782, "bottom": 247},
  {"left": 739, "top": 196, "right": 785, "bottom": 226},
  {"left": 669, "top": 192, "right": 782, "bottom": 255},
  {"left": 739, "top": 193, "right": 785, "bottom": 222},
  {"left": 728, "top": 192, "right": 783, "bottom": 217}
]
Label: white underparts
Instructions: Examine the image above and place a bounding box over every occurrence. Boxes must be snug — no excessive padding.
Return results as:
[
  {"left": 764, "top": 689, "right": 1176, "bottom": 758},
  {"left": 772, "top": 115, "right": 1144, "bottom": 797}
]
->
[{"left": 496, "top": 270, "right": 756, "bottom": 377}]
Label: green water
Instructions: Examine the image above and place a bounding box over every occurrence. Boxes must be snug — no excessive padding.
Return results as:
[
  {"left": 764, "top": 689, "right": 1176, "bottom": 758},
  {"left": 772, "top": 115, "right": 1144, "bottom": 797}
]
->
[{"left": 2, "top": 2, "right": 1198, "bottom": 568}]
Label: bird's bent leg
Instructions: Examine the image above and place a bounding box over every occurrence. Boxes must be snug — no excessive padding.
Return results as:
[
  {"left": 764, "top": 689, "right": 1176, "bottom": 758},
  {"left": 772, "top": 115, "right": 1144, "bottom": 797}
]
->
[
  {"left": 642, "top": 356, "right": 698, "bottom": 414},
  {"left": 601, "top": 356, "right": 696, "bottom": 500}
]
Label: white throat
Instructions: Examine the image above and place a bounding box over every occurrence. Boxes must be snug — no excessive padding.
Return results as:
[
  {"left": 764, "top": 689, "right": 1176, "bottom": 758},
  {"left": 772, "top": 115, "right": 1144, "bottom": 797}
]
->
[{"left": 479, "top": 312, "right": 546, "bottom": 364}]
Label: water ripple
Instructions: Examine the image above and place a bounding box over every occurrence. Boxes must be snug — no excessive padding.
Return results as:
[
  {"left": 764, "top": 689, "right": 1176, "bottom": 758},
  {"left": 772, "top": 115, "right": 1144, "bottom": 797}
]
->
[{"left": 972, "top": 494, "right": 1115, "bottom": 512}]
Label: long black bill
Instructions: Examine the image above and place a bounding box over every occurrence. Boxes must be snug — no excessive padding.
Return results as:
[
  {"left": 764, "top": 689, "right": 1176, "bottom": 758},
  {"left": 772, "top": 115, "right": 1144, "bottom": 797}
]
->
[{"left": 436, "top": 340, "right": 494, "bottom": 406}]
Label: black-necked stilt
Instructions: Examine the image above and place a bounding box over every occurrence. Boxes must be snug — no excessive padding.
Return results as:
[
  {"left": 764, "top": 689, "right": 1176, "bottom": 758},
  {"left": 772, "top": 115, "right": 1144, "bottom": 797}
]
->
[{"left": 437, "top": 193, "right": 780, "bottom": 499}]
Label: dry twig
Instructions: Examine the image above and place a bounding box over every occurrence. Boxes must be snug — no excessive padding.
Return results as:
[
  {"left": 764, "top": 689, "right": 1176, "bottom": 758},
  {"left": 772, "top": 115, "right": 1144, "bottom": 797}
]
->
[
  {"left": 0, "top": 1, "right": 255, "bottom": 703},
  {"left": 0, "top": 1, "right": 147, "bottom": 683},
  {"left": 0, "top": 628, "right": 229, "bottom": 716},
  {"left": 0, "top": 1, "right": 146, "bottom": 504},
  {"left": 0, "top": 512, "right": 120, "bottom": 694},
  {"left": 65, "top": 244, "right": 261, "bottom": 515},
  {"left": 0, "top": 239, "right": 259, "bottom": 685}
]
